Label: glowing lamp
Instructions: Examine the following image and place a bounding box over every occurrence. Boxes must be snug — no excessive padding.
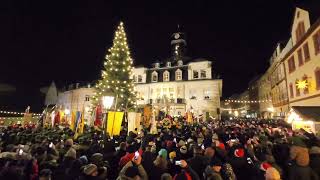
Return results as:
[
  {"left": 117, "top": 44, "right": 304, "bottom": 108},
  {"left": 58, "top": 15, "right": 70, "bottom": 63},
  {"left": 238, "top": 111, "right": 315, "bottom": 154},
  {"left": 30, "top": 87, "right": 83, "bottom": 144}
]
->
[
  {"left": 296, "top": 80, "right": 308, "bottom": 90},
  {"left": 64, "top": 108, "right": 70, "bottom": 115},
  {"left": 102, "top": 96, "right": 114, "bottom": 109}
]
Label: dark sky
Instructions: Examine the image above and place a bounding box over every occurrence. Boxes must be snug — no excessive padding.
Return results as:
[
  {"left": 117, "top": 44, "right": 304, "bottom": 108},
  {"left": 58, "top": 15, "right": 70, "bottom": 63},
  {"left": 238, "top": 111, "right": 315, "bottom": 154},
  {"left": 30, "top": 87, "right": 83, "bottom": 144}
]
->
[{"left": 0, "top": 0, "right": 313, "bottom": 112}]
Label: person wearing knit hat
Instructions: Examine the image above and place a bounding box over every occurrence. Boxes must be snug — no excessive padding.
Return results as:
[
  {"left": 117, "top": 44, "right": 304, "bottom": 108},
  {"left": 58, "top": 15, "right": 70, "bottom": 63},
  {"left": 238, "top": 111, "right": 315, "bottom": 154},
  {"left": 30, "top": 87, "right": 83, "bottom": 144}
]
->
[
  {"left": 169, "top": 151, "right": 176, "bottom": 161},
  {"left": 260, "top": 162, "right": 272, "bottom": 171},
  {"left": 83, "top": 163, "right": 98, "bottom": 176},
  {"left": 79, "top": 155, "right": 88, "bottom": 165},
  {"left": 180, "top": 145, "right": 188, "bottom": 154},
  {"left": 204, "top": 157, "right": 223, "bottom": 180},
  {"left": 65, "top": 148, "right": 76, "bottom": 159},
  {"left": 265, "top": 167, "right": 281, "bottom": 180},
  {"left": 159, "top": 148, "right": 168, "bottom": 159},
  {"left": 234, "top": 148, "right": 245, "bottom": 158},
  {"left": 178, "top": 140, "right": 186, "bottom": 147},
  {"left": 289, "top": 137, "right": 309, "bottom": 167},
  {"left": 65, "top": 139, "right": 73, "bottom": 147}
]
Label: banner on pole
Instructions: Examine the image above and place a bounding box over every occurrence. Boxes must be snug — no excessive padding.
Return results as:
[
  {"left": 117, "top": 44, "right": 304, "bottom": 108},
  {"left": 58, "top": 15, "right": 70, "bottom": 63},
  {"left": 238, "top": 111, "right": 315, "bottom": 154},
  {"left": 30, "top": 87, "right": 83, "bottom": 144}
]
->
[{"left": 106, "top": 111, "right": 124, "bottom": 137}]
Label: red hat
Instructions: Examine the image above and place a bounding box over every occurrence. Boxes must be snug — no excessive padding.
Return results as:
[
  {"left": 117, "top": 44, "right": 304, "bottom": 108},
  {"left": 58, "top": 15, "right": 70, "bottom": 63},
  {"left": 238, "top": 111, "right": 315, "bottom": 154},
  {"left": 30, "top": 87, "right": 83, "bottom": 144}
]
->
[
  {"left": 218, "top": 142, "right": 225, "bottom": 150},
  {"left": 260, "top": 162, "right": 272, "bottom": 171},
  {"left": 234, "top": 148, "right": 244, "bottom": 158}
]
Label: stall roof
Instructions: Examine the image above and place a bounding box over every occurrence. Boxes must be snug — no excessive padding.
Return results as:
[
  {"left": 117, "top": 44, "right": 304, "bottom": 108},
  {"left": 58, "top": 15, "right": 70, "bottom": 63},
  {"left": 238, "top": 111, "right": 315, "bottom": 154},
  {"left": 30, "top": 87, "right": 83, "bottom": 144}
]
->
[{"left": 292, "top": 106, "right": 320, "bottom": 122}]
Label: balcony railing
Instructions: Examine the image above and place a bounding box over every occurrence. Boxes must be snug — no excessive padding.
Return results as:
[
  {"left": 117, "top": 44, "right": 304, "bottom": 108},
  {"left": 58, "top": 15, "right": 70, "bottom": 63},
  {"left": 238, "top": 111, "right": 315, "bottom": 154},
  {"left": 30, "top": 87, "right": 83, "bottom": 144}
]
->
[{"left": 149, "top": 98, "right": 185, "bottom": 104}]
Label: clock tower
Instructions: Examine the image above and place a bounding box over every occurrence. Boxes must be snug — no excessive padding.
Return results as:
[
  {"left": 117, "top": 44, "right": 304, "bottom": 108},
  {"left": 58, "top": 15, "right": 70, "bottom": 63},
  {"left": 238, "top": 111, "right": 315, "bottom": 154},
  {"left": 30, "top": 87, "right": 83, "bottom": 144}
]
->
[{"left": 170, "top": 30, "right": 187, "bottom": 62}]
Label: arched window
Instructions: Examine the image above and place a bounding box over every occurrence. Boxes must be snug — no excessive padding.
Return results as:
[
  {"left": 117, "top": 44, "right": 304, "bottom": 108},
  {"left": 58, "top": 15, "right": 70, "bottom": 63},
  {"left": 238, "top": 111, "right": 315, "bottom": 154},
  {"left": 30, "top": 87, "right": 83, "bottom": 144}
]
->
[
  {"left": 163, "top": 71, "right": 170, "bottom": 82},
  {"left": 132, "top": 75, "right": 136, "bottom": 82},
  {"left": 152, "top": 71, "right": 158, "bottom": 82},
  {"left": 289, "top": 83, "right": 294, "bottom": 98},
  {"left": 303, "top": 75, "right": 309, "bottom": 94},
  {"left": 315, "top": 68, "right": 320, "bottom": 90},
  {"left": 138, "top": 75, "right": 142, "bottom": 83},
  {"left": 175, "top": 69, "right": 182, "bottom": 81}
]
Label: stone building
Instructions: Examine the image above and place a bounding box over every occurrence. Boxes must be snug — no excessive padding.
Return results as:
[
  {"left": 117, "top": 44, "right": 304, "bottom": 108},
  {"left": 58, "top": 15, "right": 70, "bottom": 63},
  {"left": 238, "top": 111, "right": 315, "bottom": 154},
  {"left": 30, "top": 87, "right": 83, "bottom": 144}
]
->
[{"left": 133, "top": 31, "right": 223, "bottom": 119}]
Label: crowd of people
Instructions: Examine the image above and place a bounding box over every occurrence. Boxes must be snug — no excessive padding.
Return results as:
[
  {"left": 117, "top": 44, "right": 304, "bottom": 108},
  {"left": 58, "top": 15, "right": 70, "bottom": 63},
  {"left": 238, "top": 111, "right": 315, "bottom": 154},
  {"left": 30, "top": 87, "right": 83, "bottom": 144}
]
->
[{"left": 0, "top": 118, "right": 320, "bottom": 180}]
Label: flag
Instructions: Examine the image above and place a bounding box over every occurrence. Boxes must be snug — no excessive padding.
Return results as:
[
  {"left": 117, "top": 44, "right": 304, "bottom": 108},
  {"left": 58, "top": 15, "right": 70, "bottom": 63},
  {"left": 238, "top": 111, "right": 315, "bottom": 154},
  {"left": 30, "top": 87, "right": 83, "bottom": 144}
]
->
[
  {"left": 70, "top": 111, "right": 76, "bottom": 131},
  {"left": 107, "top": 111, "right": 124, "bottom": 137},
  {"left": 74, "top": 111, "right": 81, "bottom": 131},
  {"left": 95, "top": 104, "right": 103, "bottom": 127},
  {"left": 74, "top": 109, "right": 85, "bottom": 139},
  {"left": 54, "top": 111, "right": 60, "bottom": 126}
]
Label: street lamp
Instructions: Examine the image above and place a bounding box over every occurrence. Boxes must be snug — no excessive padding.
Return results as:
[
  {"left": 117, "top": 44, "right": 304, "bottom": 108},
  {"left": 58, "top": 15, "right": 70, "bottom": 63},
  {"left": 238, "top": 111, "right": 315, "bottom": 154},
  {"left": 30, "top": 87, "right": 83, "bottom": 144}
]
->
[{"left": 102, "top": 96, "right": 114, "bottom": 140}]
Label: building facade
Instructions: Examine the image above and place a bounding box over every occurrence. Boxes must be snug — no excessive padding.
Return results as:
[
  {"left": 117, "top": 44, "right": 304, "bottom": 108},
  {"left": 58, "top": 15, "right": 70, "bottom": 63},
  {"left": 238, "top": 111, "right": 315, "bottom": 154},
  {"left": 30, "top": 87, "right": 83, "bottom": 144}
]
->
[
  {"left": 284, "top": 7, "right": 320, "bottom": 107},
  {"left": 230, "top": 5, "right": 320, "bottom": 118},
  {"left": 133, "top": 32, "right": 223, "bottom": 119},
  {"left": 257, "top": 71, "right": 273, "bottom": 118},
  {"left": 56, "top": 84, "right": 95, "bottom": 121}
]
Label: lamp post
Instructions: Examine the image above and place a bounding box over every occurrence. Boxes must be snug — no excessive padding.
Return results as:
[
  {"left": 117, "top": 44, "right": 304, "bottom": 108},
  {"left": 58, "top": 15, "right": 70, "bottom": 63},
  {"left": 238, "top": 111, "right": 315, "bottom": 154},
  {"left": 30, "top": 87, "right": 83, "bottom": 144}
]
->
[
  {"left": 64, "top": 108, "right": 70, "bottom": 126},
  {"left": 102, "top": 96, "right": 114, "bottom": 140}
]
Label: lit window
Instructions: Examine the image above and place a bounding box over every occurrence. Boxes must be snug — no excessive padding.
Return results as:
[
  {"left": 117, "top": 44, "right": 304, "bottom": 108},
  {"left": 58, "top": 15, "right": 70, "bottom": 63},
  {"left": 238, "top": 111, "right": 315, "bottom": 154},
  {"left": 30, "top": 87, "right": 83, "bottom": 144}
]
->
[
  {"left": 193, "top": 70, "right": 199, "bottom": 79},
  {"left": 201, "top": 70, "right": 206, "bottom": 78},
  {"left": 152, "top": 71, "right": 158, "bottom": 82},
  {"left": 204, "top": 90, "right": 212, "bottom": 100},
  {"left": 288, "top": 56, "right": 296, "bottom": 73},
  {"left": 295, "top": 21, "right": 305, "bottom": 42},
  {"left": 175, "top": 69, "right": 182, "bottom": 80},
  {"left": 163, "top": 71, "right": 170, "bottom": 82},
  {"left": 289, "top": 83, "right": 294, "bottom": 98},
  {"left": 297, "top": 49, "right": 303, "bottom": 66},
  {"left": 167, "top": 62, "right": 171, "bottom": 67},
  {"left": 133, "top": 75, "right": 136, "bottom": 82},
  {"left": 315, "top": 68, "right": 320, "bottom": 90},
  {"left": 138, "top": 75, "right": 142, "bottom": 82},
  {"left": 303, "top": 43, "right": 310, "bottom": 61},
  {"left": 189, "top": 89, "right": 196, "bottom": 99},
  {"left": 313, "top": 30, "right": 320, "bottom": 55},
  {"left": 169, "top": 88, "right": 174, "bottom": 99}
]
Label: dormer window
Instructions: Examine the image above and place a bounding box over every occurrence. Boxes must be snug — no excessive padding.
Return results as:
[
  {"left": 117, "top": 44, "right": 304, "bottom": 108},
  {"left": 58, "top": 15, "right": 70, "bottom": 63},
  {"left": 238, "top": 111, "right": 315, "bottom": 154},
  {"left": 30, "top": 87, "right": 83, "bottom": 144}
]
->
[
  {"left": 138, "top": 75, "right": 142, "bottom": 83},
  {"left": 177, "top": 60, "right": 183, "bottom": 66},
  {"left": 152, "top": 71, "right": 158, "bottom": 82},
  {"left": 296, "top": 21, "right": 305, "bottom": 42},
  {"left": 175, "top": 69, "right": 182, "bottom": 81},
  {"left": 166, "top": 62, "right": 171, "bottom": 67},
  {"left": 193, "top": 70, "right": 199, "bottom": 79},
  {"left": 133, "top": 75, "right": 136, "bottom": 82},
  {"left": 200, "top": 70, "right": 206, "bottom": 78},
  {"left": 163, "top": 71, "right": 170, "bottom": 82}
]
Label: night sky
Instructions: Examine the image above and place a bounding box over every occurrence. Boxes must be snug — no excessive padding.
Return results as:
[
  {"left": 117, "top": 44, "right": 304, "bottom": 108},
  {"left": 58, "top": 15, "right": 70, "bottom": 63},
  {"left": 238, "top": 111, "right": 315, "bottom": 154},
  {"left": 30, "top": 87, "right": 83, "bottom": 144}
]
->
[{"left": 0, "top": 0, "right": 316, "bottom": 112}]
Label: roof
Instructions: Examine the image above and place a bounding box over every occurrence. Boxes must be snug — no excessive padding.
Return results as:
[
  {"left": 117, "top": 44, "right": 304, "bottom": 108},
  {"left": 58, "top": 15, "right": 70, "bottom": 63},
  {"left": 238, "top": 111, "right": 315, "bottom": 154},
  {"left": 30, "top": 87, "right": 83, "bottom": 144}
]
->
[
  {"left": 292, "top": 106, "right": 320, "bottom": 122},
  {"left": 296, "top": 1, "right": 320, "bottom": 24}
]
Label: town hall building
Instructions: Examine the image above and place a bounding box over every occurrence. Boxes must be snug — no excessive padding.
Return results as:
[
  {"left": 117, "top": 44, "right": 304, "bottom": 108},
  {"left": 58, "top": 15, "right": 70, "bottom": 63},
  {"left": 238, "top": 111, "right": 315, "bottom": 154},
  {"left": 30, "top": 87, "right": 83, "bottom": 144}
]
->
[{"left": 133, "top": 31, "right": 222, "bottom": 119}]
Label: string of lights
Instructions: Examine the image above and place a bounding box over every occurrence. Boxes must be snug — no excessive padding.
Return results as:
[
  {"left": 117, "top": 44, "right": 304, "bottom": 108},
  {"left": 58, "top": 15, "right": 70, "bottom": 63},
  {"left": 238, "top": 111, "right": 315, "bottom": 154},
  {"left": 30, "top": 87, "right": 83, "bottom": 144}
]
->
[
  {"left": 0, "top": 111, "right": 41, "bottom": 116},
  {"left": 220, "top": 106, "right": 247, "bottom": 111},
  {"left": 224, "top": 99, "right": 272, "bottom": 103},
  {"left": 0, "top": 116, "right": 41, "bottom": 120}
]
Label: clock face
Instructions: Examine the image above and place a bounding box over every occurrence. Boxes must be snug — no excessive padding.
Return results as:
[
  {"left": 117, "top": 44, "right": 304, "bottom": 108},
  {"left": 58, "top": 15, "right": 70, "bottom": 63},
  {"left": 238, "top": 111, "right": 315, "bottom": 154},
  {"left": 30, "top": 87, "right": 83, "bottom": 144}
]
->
[{"left": 174, "top": 33, "right": 180, "bottom": 39}]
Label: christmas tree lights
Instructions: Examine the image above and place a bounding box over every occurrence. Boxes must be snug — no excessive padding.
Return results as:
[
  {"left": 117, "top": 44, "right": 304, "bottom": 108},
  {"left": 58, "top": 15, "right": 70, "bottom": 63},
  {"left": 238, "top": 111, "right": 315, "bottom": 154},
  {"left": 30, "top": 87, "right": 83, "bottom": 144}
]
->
[{"left": 92, "top": 22, "right": 137, "bottom": 111}]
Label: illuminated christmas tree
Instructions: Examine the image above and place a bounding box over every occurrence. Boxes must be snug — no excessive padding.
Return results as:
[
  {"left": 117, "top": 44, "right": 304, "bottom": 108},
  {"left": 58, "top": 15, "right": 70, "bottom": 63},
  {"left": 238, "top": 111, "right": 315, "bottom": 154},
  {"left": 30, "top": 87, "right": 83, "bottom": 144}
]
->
[{"left": 92, "top": 22, "right": 136, "bottom": 111}]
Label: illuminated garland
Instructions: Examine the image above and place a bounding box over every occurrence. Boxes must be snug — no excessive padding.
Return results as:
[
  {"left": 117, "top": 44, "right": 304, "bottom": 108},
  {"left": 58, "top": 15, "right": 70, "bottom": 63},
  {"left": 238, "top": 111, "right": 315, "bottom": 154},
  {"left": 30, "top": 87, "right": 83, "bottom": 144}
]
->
[
  {"left": 0, "top": 110, "right": 41, "bottom": 116},
  {"left": 224, "top": 99, "right": 272, "bottom": 103}
]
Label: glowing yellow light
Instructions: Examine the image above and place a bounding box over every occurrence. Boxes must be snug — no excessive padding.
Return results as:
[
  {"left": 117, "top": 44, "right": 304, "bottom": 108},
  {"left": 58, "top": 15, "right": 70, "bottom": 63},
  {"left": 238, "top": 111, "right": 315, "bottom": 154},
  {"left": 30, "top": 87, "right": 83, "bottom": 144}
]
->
[{"left": 296, "top": 80, "right": 308, "bottom": 90}]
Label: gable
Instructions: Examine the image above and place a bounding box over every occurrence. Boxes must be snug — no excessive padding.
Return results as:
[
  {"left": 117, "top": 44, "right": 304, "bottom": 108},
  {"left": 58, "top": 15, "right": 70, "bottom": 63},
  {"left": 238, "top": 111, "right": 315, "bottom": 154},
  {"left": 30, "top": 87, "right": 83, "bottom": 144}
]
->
[{"left": 291, "top": 7, "right": 311, "bottom": 45}]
